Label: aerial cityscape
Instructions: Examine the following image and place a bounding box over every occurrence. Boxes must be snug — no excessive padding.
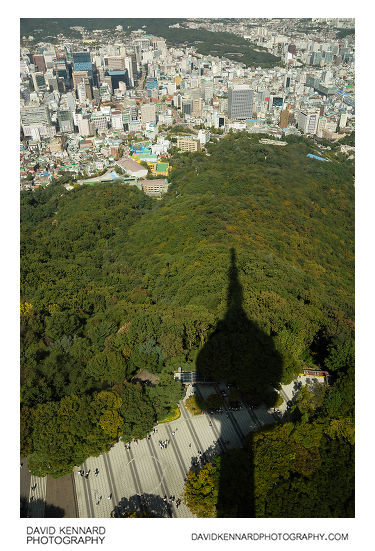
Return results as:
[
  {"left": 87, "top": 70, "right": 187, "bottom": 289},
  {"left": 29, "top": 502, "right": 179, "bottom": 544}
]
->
[{"left": 20, "top": 17, "right": 354, "bottom": 520}]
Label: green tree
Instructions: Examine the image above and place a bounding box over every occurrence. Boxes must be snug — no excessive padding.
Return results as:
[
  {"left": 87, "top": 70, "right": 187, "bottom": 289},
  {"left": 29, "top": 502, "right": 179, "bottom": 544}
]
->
[
  {"left": 183, "top": 460, "right": 219, "bottom": 517},
  {"left": 119, "top": 383, "right": 155, "bottom": 441},
  {"left": 45, "top": 311, "right": 82, "bottom": 340}
]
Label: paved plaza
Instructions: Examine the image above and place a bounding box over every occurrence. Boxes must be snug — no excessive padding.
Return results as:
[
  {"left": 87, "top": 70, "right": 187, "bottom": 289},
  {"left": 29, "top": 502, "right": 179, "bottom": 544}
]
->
[{"left": 22, "top": 381, "right": 300, "bottom": 518}]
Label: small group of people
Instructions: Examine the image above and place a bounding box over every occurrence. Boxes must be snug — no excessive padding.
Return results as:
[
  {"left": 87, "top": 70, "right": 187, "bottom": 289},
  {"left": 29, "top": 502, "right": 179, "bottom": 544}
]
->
[
  {"left": 29, "top": 483, "right": 37, "bottom": 501},
  {"left": 163, "top": 494, "right": 181, "bottom": 508},
  {"left": 78, "top": 469, "right": 90, "bottom": 479},
  {"left": 96, "top": 493, "right": 111, "bottom": 505},
  {"left": 159, "top": 439, "right": 169, "bottom": 449},
  {"left": 78, "top": 466, "right": 102, "bottom": 479}
]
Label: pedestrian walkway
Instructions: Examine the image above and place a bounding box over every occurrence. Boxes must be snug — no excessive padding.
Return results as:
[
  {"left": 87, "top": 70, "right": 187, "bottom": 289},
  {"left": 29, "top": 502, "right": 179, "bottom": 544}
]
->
[
  {"left": 22, "top": 381, "right": 298, "bottom": 518},
  {"left": 73, "top": 383, "right": 280, "bottom": 518},
  {"left": 28, "top": 475, "right": 47, "bottom": 518}
]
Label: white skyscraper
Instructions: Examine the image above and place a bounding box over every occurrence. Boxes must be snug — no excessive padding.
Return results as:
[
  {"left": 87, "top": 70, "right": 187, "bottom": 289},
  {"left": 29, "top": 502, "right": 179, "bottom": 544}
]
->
[
  {"left": 228, "top": 85, "right": 254, "bottom": 120},
  {"left": 141, "top": 104, "right": 156, "bottom": 124},
  {"left": 297, "top": 110, "right": 319, "bottom": 134}
]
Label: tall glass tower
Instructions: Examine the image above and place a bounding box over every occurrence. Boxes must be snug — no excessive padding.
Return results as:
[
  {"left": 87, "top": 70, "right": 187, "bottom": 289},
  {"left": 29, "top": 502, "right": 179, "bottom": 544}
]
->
[{"left": 73, "top": 52, "right": 93, "bottom": 79}]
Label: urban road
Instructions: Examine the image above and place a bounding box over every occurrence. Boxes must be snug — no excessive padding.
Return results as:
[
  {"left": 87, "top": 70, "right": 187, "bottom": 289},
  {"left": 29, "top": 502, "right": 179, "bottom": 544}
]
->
[{"left": 22, "top": 381, "right": 298, "bottom": 518}]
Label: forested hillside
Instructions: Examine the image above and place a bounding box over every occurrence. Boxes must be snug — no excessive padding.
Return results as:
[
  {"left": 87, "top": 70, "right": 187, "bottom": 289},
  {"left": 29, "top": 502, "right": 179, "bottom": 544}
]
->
[
  {"left": 20, "top": 133, "right": 354, "bottom": 515},
  {"left": 20, "top": 19, "right": 280, "bottom": 67}
]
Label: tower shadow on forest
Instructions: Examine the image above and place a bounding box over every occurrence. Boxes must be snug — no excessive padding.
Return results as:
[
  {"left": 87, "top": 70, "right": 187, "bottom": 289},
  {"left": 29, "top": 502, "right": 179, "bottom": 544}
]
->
[{"left": 194, "top": 248, "right": 283, "bottom": 517}]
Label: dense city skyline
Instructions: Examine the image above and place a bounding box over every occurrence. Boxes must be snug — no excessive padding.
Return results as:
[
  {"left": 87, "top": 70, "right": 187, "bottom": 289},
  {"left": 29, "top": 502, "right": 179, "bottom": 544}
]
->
[{"left": 20, "top": 18, "right": 354, "bottom": 191}]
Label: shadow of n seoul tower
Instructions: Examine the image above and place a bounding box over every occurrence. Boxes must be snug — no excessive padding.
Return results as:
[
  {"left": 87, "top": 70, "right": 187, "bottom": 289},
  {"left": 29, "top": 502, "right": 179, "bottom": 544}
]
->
[{"left": 193, "top": 248, "right": 282, "bottom": 517}]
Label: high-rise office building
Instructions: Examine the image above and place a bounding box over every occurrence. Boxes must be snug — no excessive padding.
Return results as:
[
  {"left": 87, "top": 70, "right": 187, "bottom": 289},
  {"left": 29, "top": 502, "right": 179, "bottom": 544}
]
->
[
  {"left": 73, "top": 52, "right": 93, "bottom": 80},
  {"left": 60, "top": 91, "right": 76, "bottom": 113},
  {"left": 228, "top": 85, "right": 254, "bottom": 120},
  {"left": 90, "top": 112, "right": 108, "bottom": 132},
  {"left": 32, "top": 72, "right": 47, "bottom": 92},
  {"left": 339, "top": 113, "right": 348, "bottom": 128},
  {"left": 77, "top": 115, "right": 94, "bottom": 137},
  {"left": 57, "top": 109, "right": 74, "bottom": 133},
  {"left": 182, "top": 99, "right": 193, "bottom": 116},
  {"left": 107, "top": 70, "right": 130, "bottom": 90},
  {"left": 32, "top": 55, "right": 46, "bottom": 73},
  {"left": 92, "top": 87, "right": 100, "bottom": 104},
  {"left": 306, "top": 74, "right": 317, "bottom": 88},
  {"left": 20, "top": 105, "right": 52, "bottom": 136},
  {"left": 72, "top": 71, "right": 92, "bottom": 100},
  {"left": 53, "top": 56, "right": 69, "bottom": 85},
  {"left": 324, "top": 51, "right": 334, "bottom": 63},
  {"left": 124, "top": 56, "right": 134, "bottom": 87},
  {"left": 111, "top": 110, "right": 124, "bottom": 130},
  {"left": 106, "top": 56, "right": 125, "bottom": 71},
  {"left": 47, "top": 76, "right": 59, "bottom": 92},
  {"left": 77, "top": 81, "right": 88, "bottom": 103},
  {"left": 297, "top": 110, "right": 319, "bottom": 134},
  {"left": 72, "top": 70, "right": 89, "bottom": 89},
  {"left": 141, "top": 103, "right": 156, "bottom": 124},
  {"left": 279, "top": 109, "right": 290, "bottom": 129},
  {"left": 63, "top": 43, "right": 74, "bottom": 63},
  {"left": 271, "top": 96, "right": 284, "bottom": 108},
  {"left": 20, "top": 85, "right": 31, "bottom": 104},
  {"left": 202, "top": 80, "right": 214, "bottom": 101},
  {"left": 310, "top": 51, "right": 323, "bottom": 66},
  {"left": 192, "top": 98, "right": 203, "bottom": 117},
  {"left": 20, "top": 58, "right": 30, "bottom": 76},
  {"left": 322, "top": 70, "right": 333, "bottom": 84},
  {"left": 129, "top": 54, "right": 138, "bottom": 84}
]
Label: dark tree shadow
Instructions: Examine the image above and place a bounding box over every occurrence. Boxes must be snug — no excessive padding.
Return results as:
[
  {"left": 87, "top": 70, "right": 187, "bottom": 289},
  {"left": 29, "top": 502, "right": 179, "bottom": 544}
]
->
[
  {"left": 20, "top": 496, "right": 28, "bottom": 518},
  {"left": 44, "top": 503, "right": 66, "bottom": 518},
  {"left": 194, "top": 248, "right": 283, "bottom": 517},
  {"left": 111, "top": 493, "right": 172, "bottom": 518},
  {"left": 20, "top": 497, "right": 65, "bottom": 518}
]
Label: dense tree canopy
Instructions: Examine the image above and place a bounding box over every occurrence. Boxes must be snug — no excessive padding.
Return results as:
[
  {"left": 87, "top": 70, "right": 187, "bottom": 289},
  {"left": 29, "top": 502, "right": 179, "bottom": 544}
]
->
[{"left": 21, "top": 133, "right": 354, "bottom": 512}]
